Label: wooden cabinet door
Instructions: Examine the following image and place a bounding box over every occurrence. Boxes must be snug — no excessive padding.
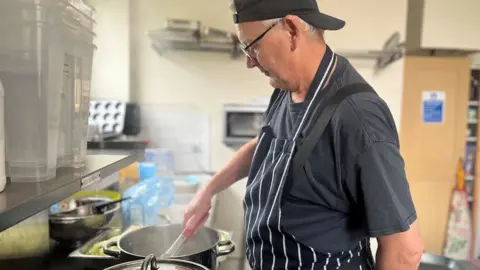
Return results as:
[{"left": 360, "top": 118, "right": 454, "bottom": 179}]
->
[{"left": 399, "top": 56, "right": 470, "bottom": 254}]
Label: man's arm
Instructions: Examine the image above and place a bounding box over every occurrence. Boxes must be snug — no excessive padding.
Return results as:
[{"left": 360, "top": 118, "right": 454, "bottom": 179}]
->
[
  {"left": 335, "top": 92, "right": 424, "bottom": 269},
  {"left": 376, "top": 221, "right": 424, "bottom": 270},
  {"left": 356, "top": 141, "right": 424, "bottom": 270},
  {"left": 204, "top": 137, "right": 257, "bottom": 196}
]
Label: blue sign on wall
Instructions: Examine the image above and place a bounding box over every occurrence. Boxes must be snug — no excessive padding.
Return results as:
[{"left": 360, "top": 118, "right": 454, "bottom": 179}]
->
[{"left": 422, "top": 91, "right": 445, "bottom": 124}]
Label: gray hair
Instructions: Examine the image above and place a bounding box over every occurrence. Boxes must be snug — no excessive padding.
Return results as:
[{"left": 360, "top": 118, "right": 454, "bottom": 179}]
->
[{"left": 262, "top": 18, "right": 325, "bottom": 40}]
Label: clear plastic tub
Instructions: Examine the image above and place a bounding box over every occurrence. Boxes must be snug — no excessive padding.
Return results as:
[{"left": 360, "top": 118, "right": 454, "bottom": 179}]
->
[
  {"left": 57, "top": 53, "right": 76, "bottom": 167},
  {"left": 1, "top": 0, "right": 96, "bottom": 33},
  {"left": 57, "top": 26, "right": 96, "bottom": 168},
  {"left": 73, "top": 42, "right": 95, "bottom": 167},
  {"left": 50, "top": 0, "right": 96, "bottom": 168},
  {"left": 0, "top": 20, "right": 64, "bottom": 181},
  {"left": 0, "top": 1, "right": 95, "bottom": 179},
  {"left": 65, "top": 0, "right": 96, "bottom": 32}
]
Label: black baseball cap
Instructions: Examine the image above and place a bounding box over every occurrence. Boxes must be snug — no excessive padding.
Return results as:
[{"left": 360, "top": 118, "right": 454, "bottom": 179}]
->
[{"left": 231, "top": 0, "right": 345, "bottom": 31}]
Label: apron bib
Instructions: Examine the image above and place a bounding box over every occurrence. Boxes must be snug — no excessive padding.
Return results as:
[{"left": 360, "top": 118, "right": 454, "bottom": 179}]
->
[{"left": 243, "top": 47, "right": 377, "bottom": 270}]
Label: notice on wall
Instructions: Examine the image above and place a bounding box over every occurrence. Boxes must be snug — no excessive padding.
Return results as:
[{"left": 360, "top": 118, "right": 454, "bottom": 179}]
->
[{"left": 422, "top": 91, "right": 446, "bottom": 124}]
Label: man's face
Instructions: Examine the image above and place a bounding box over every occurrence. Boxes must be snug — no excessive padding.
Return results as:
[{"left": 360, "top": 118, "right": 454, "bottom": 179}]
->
[{"left": 236, "top": 19, "right": 295, "bottom": 90}]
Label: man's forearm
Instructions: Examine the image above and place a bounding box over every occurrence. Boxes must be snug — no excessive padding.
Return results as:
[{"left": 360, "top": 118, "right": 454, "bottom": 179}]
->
[
  {"left": 204, "top": 137, "right": 257, "bottom": 195},
  {"left": 375, "top": 244, "right": 422, "bottom": 270},
  {"left": 374, "top": 221, "right": 423, "bottom": 270}
]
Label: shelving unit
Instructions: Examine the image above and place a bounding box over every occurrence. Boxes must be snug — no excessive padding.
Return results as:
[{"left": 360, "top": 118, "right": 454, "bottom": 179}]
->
[
  {"left": 469, "top": 68, "right": 480, "bottom": 259},
  {"left": 0, "top": 151, "right": 142, "bottom": 232},
  {"left": 465, "top": 69, "right": 479, "bottom": 210}
]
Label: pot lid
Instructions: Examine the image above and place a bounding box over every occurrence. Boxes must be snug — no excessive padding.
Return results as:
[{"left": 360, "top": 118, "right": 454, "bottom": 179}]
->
[{"left": 105, "top": 256, "right": 209, "bottom": 270}]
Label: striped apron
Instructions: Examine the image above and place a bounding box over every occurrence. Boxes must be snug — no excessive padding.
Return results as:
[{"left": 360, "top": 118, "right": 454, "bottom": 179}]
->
[{"left": 243, "top": 47, "right": 376, "bottom": 270}]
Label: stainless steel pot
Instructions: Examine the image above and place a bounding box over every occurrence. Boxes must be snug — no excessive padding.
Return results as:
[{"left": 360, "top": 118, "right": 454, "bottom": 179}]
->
[
  {"left": 103, "top": 224, "right": 235, "bottom": 270},
  {"left": 105, "top": 254, "right": 209, "bottom": 270}
]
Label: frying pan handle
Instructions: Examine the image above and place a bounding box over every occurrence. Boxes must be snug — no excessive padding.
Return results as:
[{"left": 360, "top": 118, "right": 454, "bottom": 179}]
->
[
  {"left": 103, "top": 241, "right": 121, "bottom": 258},
  {"left": 216, "top": 239, "right": 236, "bottom": 257},
  {"left": 141, "top": 254, "right": 159, "bottom": 270}
]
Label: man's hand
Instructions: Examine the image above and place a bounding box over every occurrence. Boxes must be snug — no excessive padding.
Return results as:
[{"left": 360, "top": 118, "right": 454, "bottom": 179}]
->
[{"left": 375, "top": 221, "right": 424, "bottom": 270}]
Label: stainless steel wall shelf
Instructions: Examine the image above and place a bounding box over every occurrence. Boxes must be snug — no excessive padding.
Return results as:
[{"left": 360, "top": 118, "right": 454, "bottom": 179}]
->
[{"left": 0, "top": 151, "right": 143, "bottom": 232}]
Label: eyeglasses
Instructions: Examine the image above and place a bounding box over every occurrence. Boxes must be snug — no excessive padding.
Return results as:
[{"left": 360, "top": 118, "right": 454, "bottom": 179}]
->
[{"left": 240, "top": 21, "right": 281, "bottom": 59}]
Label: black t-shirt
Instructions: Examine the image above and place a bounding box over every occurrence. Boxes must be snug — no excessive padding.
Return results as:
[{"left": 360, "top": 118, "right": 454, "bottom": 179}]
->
[{"left": 266, "top": 55, "right": 417, "bottom": 253}]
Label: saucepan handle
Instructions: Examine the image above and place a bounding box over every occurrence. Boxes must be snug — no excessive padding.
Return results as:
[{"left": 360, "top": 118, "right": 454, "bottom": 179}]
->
[
  {"left": 216, "top": 230, "right": 236, "bottom": 257},
  {"left": 103, "top": 241, "right": 121, "bottom": 258},
  {"left": 141, "top": 254, "right": 160, "bottom": 270}
]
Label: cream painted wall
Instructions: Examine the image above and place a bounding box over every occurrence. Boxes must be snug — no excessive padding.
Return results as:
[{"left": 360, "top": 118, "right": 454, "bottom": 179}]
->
[{"left": 89, "top": 0, "right": 130, "bottom": 101}]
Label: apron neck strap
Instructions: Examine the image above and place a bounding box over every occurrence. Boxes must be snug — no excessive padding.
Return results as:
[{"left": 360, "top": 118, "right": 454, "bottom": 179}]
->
[{"left": 304, "top": 45, "right": 335, "bottom": 102}]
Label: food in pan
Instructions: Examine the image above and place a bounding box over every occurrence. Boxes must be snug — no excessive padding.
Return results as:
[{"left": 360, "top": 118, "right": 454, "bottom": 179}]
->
[
  {"left": 85, "top": 225, "right": 142, "bottom": 256},
  {"left": 0, "top": 225, "right": 50, "bottom": 259},
  {"left": 86, "top": 236, "right": 121, "bottom": 256}
]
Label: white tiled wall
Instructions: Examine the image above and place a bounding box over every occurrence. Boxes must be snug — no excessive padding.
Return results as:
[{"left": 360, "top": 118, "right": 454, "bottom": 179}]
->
[{"left": 139, "top": 103, "right": 211, "bottom": 173}]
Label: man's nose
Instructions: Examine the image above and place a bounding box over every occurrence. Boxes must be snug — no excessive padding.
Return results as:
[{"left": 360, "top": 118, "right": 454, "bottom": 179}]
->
[{"left": 246, "top": 56, "right": 257, "bottom": 69}]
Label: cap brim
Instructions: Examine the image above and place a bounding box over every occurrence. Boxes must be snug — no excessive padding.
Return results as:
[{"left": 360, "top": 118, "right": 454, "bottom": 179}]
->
[{"left": 298, "top": 12, "right": 345, "bottom": 31}]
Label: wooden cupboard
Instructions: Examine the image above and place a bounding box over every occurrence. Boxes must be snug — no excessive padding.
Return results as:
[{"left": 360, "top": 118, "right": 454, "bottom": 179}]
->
[{"left": 398, "top": 56, "right": 471, "bottom": 255}]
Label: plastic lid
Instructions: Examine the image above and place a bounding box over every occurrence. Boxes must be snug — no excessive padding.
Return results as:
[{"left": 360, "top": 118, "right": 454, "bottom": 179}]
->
[{"left": 138, "top": 162, "right": 156, "bottom": 180}]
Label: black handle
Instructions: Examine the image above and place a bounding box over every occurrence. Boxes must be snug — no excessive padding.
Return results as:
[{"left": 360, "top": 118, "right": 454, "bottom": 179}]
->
[
  {"left": 103, "top": 241, "right": 121, "bottom": 258},
  {"left": 216, "top": 239, "right": 236, "bottom": 257},
  {"left": 94, "top": 197, "right": 132, "bottom": 213},
  {"left": 141, "top": 254, "right": 159, "bottom": 270}
]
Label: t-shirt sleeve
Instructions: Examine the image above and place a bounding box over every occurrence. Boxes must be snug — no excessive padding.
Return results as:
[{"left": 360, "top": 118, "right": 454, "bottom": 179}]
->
[{"left": 355, "top": 141, "right": 417, "bottom": 237}]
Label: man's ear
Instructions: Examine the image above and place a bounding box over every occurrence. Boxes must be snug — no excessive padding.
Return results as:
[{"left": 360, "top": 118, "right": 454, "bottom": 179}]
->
[{"left": 283, "top": 15, "right": 302, "bottom": 51}]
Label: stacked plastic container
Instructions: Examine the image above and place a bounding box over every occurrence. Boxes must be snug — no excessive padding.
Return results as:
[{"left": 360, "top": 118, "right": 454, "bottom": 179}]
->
[
  {"left": 57, "top": 0, "right": 96, "bottom": 168},
  {"left": 0, "top": 0, "right": 96, "bottom": 182}
]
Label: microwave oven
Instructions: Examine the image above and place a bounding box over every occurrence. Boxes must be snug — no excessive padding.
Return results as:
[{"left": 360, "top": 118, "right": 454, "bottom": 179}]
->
[{"left": 222, "top": 103, "right": 267, "bottom": 148}]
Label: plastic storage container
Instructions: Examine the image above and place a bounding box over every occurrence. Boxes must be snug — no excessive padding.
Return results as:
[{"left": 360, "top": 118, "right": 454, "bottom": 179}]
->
[
  {"left": 0, "top": 3, "right": 65, "bottom": 181},
  {"left": 57, "top": 1, "right": 96, "bottom": 168},
  {"left": 0, "top": 0, "right": 96, "bottom": 179},
  {"left": 58, "top": 27, "right": 96, "bottom": 167}
]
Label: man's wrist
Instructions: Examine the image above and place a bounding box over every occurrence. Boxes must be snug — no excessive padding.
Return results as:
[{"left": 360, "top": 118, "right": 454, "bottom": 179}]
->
[{"left": 203, "top": 180, "right": 218, "bottom": 197}]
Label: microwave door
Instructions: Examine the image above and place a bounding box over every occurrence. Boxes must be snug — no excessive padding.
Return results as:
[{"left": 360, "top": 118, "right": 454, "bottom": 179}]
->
[{"left": 227, "top": 112, "right": 262, "bottom": 138}]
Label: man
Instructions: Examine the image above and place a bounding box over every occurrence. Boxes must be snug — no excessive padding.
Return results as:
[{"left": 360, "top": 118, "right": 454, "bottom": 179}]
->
[{"left": 183, "top": 0, "right": 424, "bottom": 269}]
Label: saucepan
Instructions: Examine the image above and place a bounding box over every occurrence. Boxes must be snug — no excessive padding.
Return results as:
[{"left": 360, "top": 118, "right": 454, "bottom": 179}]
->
[{"left": 103, "top": 224, "right": 235, "bottom": 270}]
